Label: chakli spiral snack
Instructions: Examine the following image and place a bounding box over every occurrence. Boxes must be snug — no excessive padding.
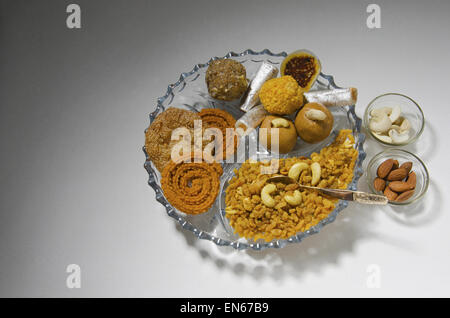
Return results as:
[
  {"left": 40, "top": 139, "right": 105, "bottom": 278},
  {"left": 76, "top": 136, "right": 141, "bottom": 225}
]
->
[
  {"left": 199, "top": 108, "right": 239, "bottom": 160},
  {"left": 161, "top": 153, "right": 223, "bottom": 215}
]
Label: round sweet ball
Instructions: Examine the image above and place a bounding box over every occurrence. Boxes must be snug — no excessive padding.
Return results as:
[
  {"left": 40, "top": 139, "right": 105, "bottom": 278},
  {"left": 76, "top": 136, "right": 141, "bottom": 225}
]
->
[
  {"left": 205, "top": 59, "right": 248, "bottom": 101},
  {"left": 259, "top": 75, "right": 304, "bottom": 115},
  {"left": 259, "top": 115, "right": 298, "bottom": 154},
  {"left": 295, "top": 102, "right": 334, "bottom": 143}
]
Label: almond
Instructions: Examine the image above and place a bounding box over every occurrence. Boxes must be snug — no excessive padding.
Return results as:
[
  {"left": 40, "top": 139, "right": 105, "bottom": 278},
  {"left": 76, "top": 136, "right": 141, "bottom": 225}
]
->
[
  {"left": 405, "top": 171, "right": 416, "bottom": 189},
  {"left": 377, "top": 159, "right": 395, "bottom": 179},
  {"left": 384, "top": 186, "right": 398, "bottom": 201},
  {"left": 399, "top": 161, "right": 413, "bottom": 174},
  {"left": 393, "top": 160, "right": 399, "bottom": 170},
  {"left": 389, "top": 181, "right": 414, "bottom": 193},
  {"left": 396, "top": 189, "right": 415, "bottom": 202},
  {"left": 386, "top": 168, "right": 408, "bottom": 181},
  {"left": 373, "top": 177, "right": 386, "bottom": 192}
]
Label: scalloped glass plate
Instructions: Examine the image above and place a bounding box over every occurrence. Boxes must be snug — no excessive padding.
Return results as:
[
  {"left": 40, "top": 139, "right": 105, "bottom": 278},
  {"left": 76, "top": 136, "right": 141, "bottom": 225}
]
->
[{"left": 143, "top": 49, "right": 366, "bottom": 250}]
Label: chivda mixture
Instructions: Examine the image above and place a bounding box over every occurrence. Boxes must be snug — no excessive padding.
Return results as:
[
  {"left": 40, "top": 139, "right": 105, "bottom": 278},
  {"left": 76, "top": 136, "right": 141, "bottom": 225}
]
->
[{"left": 225, "top": 129, "right": 358, "bottom": 242}]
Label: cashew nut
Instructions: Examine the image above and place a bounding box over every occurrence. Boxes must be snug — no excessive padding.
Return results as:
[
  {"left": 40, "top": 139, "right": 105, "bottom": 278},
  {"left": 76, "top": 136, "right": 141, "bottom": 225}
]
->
[
  {"left": 373, "top": 132, "right": 393, "bottom": 143},
  {"left": 389, "top": 128, "right": 410, "bottom": 144},
  {"left": 288, "top": 162, "right": 309, "bottom": 181},
  {"left": 369, "top": 112, "right": 391, "bottom": 134},
  {"left": 389, "top": 105, "right": 401, "bottom": 123},
  {"left": 271, "top": 118, "right": 290, "bottom": 128},
  {"left": 369, "top": 105, "right": 413, "bottom": 144},
  {"left": 370, "top": 107, "right": 392, "bottom": 118},
  {"left": 261, "top": 184, "right": 277, "bottom": 208},
  {"left": 400, "top": 118, "right": 411, "bottom": 132},
  {"left": 311, "top": 162, "right": 321, "bottom": 186},
  {"left": 284, "top": 190, "right": 302, "bottom": 206},
  {"left": 305, "top": 109, "right": 327, "bottom": 121},
  {"left": 343, "top": 138, "right": 354, "bottom": 148},
  {"left": 392, "top": 115, "right": 404, "bottom": 126}
]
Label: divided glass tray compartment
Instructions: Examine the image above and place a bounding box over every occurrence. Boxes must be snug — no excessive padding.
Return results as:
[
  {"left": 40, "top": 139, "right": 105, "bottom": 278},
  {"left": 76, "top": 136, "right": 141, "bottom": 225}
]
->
[{"left": 143, "top": 49, "right": 366, "bottom": 250}]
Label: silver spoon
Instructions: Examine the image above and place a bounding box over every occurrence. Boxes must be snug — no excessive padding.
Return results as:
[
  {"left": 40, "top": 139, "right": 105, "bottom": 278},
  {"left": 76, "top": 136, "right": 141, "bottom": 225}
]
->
[{"left": 267, "top": 175, "right": 388, "bottom": 205}]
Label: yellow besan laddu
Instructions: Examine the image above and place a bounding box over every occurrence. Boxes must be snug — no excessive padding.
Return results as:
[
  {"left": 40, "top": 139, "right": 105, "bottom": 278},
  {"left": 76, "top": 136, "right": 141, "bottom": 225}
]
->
[{"left": 258, "top": 75, "right": 305, "bottom": 115}]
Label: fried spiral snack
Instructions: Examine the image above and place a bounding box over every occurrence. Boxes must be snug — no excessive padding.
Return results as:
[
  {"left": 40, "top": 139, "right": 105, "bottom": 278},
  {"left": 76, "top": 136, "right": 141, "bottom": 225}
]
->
[
  {"left": 161, "top": 153, "right": 223, "bottom": 215},
  {"left": 199, "top": 108, "right": 239, "bottom": 160}
]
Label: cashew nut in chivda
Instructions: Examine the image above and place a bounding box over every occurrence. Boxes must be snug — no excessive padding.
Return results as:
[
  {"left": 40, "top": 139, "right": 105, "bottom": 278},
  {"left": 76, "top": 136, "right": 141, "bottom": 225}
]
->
[
  {"left": 261, "top": 183, "right": 277, "bottom": 207},
  {"left": 284, "top": 190, "right": 302, "bottom": 206},
  {"left": 295, "top": 103, "right": 334, "bottom": 143},
  {"left": 288, "top": 162, "right": 309, "bottom": 181},
  {"left": 310, "top": 162, "right": 321, "bottom": 186}
]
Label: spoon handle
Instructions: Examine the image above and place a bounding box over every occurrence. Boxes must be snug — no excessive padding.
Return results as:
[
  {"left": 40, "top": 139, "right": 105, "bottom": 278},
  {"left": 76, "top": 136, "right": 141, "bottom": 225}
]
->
[
  {"left": 352, "top": 191, "right": 389, "bottom": 205},
  {"left": 298, "top": 185, "right": 388, "bottom": 205},
  {"left": 266, "top": 176, "right": 389, "bottom": 205}
]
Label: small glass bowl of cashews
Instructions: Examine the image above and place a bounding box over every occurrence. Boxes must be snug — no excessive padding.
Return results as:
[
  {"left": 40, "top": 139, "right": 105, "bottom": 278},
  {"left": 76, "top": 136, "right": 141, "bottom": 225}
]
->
[{"left": 363, "top": 93, "right": 425, "bottom": 146}]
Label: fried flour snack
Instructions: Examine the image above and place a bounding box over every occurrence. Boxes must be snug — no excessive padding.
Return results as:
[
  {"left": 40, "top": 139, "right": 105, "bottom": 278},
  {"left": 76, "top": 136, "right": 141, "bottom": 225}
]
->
[
  {"left": 161, "top": 153, "right": 223, "bottom": 215},
  {"left": 199, "top": 108, "right": 238, "bottom": 160},
  {"left": 225, "top": 130, "right": 358, "bottom": 241},
  {"left": 145, "top": 108, "right": 201, "bottom": 172}
]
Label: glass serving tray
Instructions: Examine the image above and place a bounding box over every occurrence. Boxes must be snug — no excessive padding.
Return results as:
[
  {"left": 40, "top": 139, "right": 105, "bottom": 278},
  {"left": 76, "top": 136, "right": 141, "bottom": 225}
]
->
[{"left": 143, "top": 49, "right": 366, "bottom": 250}]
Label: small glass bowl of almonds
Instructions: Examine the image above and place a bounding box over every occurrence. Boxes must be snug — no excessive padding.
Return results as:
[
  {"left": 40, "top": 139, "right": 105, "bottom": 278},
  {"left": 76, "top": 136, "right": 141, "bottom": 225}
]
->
[{"left": 366, "top": 149, "right": 429, "bottom": 205}]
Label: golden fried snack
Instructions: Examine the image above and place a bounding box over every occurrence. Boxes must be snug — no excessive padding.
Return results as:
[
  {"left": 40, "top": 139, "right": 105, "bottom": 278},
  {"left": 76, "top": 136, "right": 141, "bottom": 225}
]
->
[
  {"left": 199, "top": 108, "right": 239, "bottom": 159},
  {"left": 161, "top": 153, "right": 223, "bottom": 215},
  {"left": 145, "top": 108, "right": 201, "bottom": 172},
  {"left": 225, "top": 130, "right": 357, "bottom": 242}
]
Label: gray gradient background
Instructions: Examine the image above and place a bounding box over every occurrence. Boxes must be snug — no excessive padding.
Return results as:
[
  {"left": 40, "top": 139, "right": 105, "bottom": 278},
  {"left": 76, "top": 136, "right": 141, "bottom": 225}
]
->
[{"left": 1, "top": 0, "right": 449, "bottom": 297}]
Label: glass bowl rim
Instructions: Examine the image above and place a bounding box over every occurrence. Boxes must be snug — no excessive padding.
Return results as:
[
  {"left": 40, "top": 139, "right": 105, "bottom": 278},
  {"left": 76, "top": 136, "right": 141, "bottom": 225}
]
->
[
  {"left": 143, "top": 48, "right": 367, "bottom": 250},
  {"left": 363, "top": 92, "right": 425, "bottom": 146},
  {"left": 366, "top": 148, "right": 430, "bottom": 205}
]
